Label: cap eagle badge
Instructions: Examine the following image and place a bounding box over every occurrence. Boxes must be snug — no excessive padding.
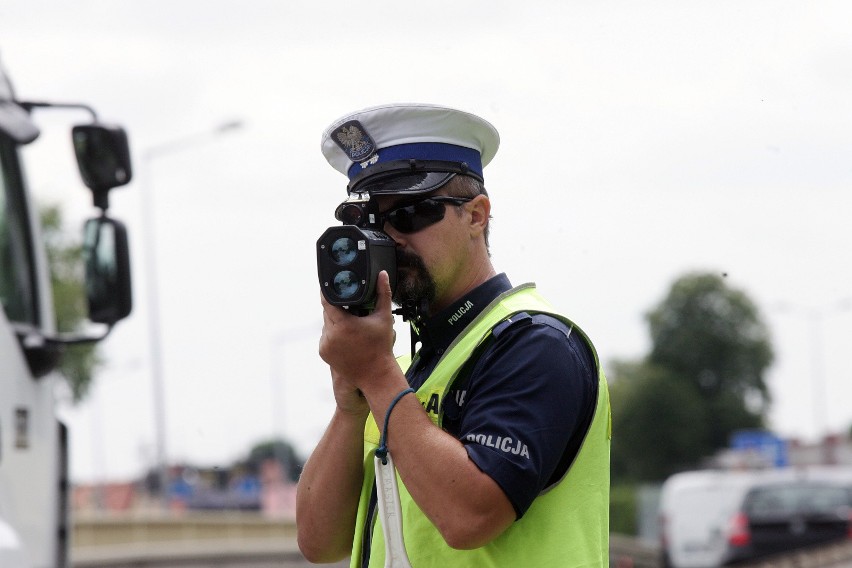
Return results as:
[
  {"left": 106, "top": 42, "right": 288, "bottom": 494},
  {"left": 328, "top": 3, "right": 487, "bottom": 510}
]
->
[{"left": 333, "top": 120, "right": 377, "bottom": 163}]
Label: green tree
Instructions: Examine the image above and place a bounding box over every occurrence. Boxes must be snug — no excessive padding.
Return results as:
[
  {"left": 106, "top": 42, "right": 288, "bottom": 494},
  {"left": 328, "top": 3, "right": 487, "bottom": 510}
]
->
[
  {"left": 648, "top": 273, "right": 773, "bottom": 402},
  {"left": 41, "top": 204, "right": 102, "bottom": 401},
  {"left": 647, "top": 272, "right": 773, "bottom": 447},
  {"left": 610, "top": 271, "right": 774, "bottom": 482}
]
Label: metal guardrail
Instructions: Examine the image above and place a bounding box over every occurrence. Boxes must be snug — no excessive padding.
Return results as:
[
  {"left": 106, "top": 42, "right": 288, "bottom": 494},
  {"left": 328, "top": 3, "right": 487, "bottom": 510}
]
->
[
  {"left": 71, "top": 513, "right": 302, "bottom": 567},
  {"left": 73, "top": 516, "right": 660, "bottom": 567},
  {"left": 72, "top": 512, "right": 297, "bottom": 548},
  {"left": 71, "top": 516, "right": 852, "bottom": 568}
]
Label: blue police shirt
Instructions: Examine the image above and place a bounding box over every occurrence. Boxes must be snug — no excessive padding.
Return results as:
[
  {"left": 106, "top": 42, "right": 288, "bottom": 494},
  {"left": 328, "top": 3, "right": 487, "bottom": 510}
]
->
[{"left": 407, "top": 273, "right": 597, "bottom": 518}]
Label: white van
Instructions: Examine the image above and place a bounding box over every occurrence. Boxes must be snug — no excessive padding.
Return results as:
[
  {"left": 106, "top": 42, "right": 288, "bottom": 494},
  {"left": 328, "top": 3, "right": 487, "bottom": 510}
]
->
[{"left": 659, "top": 468, "right": 852, "bottom": 567}]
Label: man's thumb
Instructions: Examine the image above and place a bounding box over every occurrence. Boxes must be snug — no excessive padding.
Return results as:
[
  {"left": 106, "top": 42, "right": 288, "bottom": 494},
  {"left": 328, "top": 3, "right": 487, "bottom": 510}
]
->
[{"left": 375, "top": 270, "right": 393, "bottom": 313}]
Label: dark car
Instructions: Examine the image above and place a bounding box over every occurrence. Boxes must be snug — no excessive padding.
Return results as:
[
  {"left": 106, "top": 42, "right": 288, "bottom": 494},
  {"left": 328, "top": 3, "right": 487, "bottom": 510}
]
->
[{"left": 723, "top": 481, "right": 852, "bottom": 564}]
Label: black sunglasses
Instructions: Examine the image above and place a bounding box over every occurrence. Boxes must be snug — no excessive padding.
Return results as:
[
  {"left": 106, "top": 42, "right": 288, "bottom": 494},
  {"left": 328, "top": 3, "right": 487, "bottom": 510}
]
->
[{"left": 380, "top": 196, "right": 472, "bottom": 234}]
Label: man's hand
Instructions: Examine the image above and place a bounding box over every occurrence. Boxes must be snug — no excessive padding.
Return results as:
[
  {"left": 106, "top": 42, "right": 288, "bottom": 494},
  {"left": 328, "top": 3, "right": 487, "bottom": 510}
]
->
[{"left": 319, "top": 271, "right": 401, "bottom": 397}]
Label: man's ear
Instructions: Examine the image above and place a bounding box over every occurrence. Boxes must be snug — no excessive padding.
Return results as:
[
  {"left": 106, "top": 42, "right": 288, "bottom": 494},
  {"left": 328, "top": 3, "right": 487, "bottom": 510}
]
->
[{"left": 467, "top": 194, "right": 491, "bottom": 238}]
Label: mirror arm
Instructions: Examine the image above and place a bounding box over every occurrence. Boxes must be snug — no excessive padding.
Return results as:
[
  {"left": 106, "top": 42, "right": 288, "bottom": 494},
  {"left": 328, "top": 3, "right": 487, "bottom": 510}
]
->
[
  {"left": 43, "top": 324, "right": 114, "bottom": 346},
  {"left": 19, "top": 101, "right": 99, "bottom": 121},
  {"left": 14, "top": 323, "right": 114, "bottom": 378}
]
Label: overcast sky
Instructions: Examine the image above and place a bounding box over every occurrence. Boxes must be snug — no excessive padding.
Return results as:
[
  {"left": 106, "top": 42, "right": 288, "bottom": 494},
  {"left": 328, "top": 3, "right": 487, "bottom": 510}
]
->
[{"left": 2, "top": 0, "right": 851, "bottom": 483}]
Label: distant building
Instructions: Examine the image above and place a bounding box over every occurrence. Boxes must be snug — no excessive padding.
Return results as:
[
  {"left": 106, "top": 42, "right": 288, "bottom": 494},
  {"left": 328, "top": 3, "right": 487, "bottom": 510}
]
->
[
  {"left": 787, "top": 434, "right": 852, "bottom": 466},
  {"left": 710, "top": 430, "right": 852, "bottom": 470}
]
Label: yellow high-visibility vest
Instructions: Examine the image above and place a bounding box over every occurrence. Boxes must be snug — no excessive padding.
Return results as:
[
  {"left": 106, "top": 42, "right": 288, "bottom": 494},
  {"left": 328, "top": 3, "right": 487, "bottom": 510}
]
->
[{"left": 350, "top": 284, "right": 611, "bottom": 567}]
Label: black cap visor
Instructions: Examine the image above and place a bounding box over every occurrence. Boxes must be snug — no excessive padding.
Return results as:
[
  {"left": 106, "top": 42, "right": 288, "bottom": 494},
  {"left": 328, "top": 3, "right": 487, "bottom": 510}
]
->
[{"left": 348, "top": 159, "right": 482, "bottom": 196}]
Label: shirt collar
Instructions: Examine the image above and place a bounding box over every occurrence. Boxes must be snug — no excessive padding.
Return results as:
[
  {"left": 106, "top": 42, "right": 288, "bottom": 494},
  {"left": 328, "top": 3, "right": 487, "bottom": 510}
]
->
[{"left": 416, "top": 273, "right": 512, "bottom": 356}]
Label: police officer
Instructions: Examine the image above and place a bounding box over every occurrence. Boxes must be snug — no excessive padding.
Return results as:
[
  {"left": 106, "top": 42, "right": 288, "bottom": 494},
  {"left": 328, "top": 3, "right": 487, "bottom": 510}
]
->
[{"left": 297, "top": 104, "right": 611, "bottom": 567}]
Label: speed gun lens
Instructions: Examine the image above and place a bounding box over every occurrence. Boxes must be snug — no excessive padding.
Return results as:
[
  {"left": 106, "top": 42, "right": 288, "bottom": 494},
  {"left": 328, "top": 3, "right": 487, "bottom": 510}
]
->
[
  {"left": 332, "top": 270, "right": 360, "bottom": 299},
  {"left": 330, "top": 237, "right": 358, "bottom": 265}
]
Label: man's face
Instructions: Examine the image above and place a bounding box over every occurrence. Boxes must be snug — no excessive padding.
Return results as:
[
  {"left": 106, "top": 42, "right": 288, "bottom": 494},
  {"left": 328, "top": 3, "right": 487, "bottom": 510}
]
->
[{"left": 376, "top": 191, "right": 467, "bottom": 313}]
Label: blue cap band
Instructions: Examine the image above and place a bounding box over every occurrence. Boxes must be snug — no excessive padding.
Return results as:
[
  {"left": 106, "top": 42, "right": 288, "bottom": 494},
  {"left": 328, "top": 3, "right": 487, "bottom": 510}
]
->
[{"left": 346, "top": 142, "right": 483, "bottom": 180}]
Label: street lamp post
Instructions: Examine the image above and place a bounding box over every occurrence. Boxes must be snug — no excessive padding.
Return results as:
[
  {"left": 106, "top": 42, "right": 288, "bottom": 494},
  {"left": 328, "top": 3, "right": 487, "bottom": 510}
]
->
[
  {"left": 775, "top": 298, "right": 852, "bottom": 439},
  {"left": 141, "top": 120, "right": 243, "bottom": 510},
  {"left": 268, "top": 325, "right": 320, "bottom": 445}
]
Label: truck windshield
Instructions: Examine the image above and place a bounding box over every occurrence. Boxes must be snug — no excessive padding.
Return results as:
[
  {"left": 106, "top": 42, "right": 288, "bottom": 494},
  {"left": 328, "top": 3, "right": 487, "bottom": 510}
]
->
[{"left": 0, "top": 133, "right": 37, "bottom": 325}]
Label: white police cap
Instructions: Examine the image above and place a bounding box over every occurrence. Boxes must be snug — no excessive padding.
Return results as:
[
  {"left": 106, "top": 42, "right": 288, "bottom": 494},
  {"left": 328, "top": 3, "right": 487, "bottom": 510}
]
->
[{"left": 321, "top": 103, "right": 499, "bottom": 195}]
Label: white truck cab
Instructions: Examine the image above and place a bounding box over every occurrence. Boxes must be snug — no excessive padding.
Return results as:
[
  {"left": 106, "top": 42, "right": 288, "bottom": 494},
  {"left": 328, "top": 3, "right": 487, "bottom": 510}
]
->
[{"left": 0, "top": 56, "right": 132, "bottom": 568}]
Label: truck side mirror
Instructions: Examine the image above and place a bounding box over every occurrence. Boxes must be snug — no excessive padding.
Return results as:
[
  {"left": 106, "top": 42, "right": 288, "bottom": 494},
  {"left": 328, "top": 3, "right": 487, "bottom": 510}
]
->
[
  {"left": 72, "top": 124, "right": 132, "bottom": 210},
  {"left": 83, "top": 216, "right": 132, "bottom": 324}
]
